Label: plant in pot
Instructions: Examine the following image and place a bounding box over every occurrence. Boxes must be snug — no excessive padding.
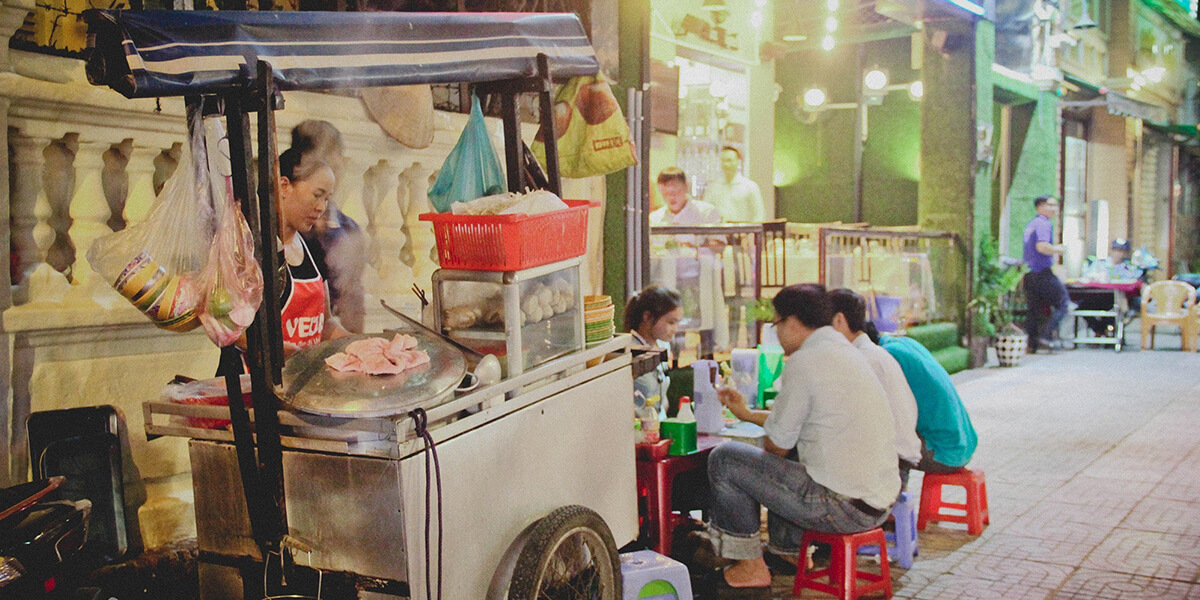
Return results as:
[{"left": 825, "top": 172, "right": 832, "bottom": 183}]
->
[{"left": 969, "top": 236, "right": 1029, "bottom": 367}]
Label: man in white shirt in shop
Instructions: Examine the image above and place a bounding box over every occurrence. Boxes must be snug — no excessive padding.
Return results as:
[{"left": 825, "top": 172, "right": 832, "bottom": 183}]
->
[
  {"left": 828, "top": 288, "right": 922, "bottom": 488},
  {"left": 649, "top": 167, "right": 721, "bottom": 226},
  {"left": 702, "top": 146, "right": 765, "bottom": 223},
  {"left": 709, "top": 283, "right": 900, "bottom": 588}
]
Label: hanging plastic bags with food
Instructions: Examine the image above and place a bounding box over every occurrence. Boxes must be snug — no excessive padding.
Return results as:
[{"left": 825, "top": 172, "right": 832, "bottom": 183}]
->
[
  {"left": 427, "top": 94, "right": 506, "bottom": 212},
  {"left": 86, "top": 105, "right": 219, "bottom": 332},
  {"left": 532, "top": 71, "right": 637, "bottom": 179},
  {"left": 193, "top": 118, "right": 263, "bottom": 347}
]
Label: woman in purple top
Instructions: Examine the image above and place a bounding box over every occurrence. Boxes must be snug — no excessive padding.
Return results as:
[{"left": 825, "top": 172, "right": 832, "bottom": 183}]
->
[{"left": 1022, "top": 195, "right": 1068, "bottom": 352}]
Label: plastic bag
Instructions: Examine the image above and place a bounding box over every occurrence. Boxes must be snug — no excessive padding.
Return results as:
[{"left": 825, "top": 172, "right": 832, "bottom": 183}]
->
[
  {"left": 87, "top": 107, "right": 220, "bottom": 332},
  {"left": 195, "top": 194, "right": 264, "bottom": 347},
  {"left": 532, "top": 72, "right": 637, "bottom": 179},
  {"left": 427, "top": 94, "right": 506, "bottom": 212}
]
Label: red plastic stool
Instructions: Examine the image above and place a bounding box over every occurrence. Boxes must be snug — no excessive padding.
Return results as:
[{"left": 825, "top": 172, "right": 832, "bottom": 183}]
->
[
  {"left": 918, "top": 468, "right": 989, "bottom": 535},
  {"left": 793, "top": 528, "right": 892, "bottom": 600}
]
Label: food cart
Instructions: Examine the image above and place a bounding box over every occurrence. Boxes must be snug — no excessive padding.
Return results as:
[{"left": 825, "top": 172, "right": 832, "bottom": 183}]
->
[{"left": 84, "top": 10, "right": 637, "bottom": 599}]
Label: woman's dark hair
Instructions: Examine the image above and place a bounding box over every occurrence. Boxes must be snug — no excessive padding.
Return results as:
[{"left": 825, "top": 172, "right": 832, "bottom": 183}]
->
[
  {"left": 625, "top": 285, "right": 682, "bottom": 331},
  {"left": 863, "top": 321, "right": 881, "bottom": 345},
  {"left": 278, "top": 147, "right": 331, "bottom": 183},
  {"left": 772, "top": 283, "right": 832, "bottom": 329},
  {"left": 828, "top": 288, "right": 867, "bottom": 333}
]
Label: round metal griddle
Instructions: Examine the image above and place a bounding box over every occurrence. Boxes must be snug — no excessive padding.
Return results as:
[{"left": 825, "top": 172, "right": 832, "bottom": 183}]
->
[{"left": 281, "top": 330, "right": 466, "bottom": 418}]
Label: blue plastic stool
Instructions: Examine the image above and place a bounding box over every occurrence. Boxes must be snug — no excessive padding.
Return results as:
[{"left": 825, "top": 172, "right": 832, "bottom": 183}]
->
[
  {"left": 857, "top": 491, "right": 919, "bottom": 569},
  {"left": 619, "top": 550, "right": 693, "bottom": 600}
]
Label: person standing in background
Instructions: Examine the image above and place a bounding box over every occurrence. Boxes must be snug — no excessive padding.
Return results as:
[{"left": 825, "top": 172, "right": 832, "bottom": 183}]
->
[
  {"left": 292, "top": 120, "right": 369, "bottom": 333},
  {"left": 702, "top": 146, "right": 764, "bottom": 223},
  {"left": 650, "top": 167, "right": 721, "bottom": 226},
  {"left": 1022, "top": 195, "right": 1068, "bottom": 353}
]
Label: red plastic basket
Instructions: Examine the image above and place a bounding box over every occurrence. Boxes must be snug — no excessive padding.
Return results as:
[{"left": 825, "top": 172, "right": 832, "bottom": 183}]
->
[{"left": 419, "top": 200, "right": 597, "bottom": 271}]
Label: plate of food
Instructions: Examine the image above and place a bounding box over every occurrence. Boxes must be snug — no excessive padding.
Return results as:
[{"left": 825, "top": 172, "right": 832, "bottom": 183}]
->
[{"left": 281, "top": 329, "right": 466, "bottom": 418}]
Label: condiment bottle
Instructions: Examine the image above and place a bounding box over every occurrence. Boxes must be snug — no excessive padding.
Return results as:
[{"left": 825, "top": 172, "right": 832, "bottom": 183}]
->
[
  {"left": 641, "top": 396, "right": 661, "bottom": 443},
  {"left": 677, "top": 396, "right": 696, "bottom": 423}
]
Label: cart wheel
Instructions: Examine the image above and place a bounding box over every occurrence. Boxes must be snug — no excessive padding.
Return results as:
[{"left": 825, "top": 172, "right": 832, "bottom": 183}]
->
[{"left": 506, "top": 505, "right": 622, "bottom": 600}]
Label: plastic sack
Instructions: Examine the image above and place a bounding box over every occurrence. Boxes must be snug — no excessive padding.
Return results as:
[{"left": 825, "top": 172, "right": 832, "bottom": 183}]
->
[
  {"left": 532, "top": 72, "right": 637, "bottom": 179},
  {"left": 195, "top": 195, "right": 263, "bottom": 347},
  {"left": 427, "top": 94, "right": 506, "bottom": 212},
  {"left": 86, "top": 108, "right": 220, "bottom": 332}
]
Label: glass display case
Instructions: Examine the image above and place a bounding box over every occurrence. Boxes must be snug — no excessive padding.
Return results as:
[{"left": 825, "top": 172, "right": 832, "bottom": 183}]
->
[{"left": 432, "top": 258, "right": 584, "bottom": 378}]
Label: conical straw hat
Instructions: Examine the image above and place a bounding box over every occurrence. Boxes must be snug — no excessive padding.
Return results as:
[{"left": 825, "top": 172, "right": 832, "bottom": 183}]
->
[{"left": 360, "top": 84, "right": 435, "bottom": 149}]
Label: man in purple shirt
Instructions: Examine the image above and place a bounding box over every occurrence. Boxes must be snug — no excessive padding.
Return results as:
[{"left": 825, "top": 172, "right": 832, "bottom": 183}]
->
[{"left": 1022, "top": 195, "right": 1068, "bottom": 352}]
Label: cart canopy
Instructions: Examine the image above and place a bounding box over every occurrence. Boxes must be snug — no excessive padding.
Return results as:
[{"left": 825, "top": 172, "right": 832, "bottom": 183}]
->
[{"left": 84, "top": 10, "right": 600, "bottom": 98}]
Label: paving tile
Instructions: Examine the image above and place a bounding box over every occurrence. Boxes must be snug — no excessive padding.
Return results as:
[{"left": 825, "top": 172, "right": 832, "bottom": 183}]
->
[
  {"left": 1081, "top": 527, "right": 1200, "bottom": 582},
  {"left": 1079, "top": 455, "right": 1173, "bottom": 484},
  {"left": 1002, "top": 502, "right": 1122, "bottom": 546},
  {"left": 1045, "top": 476, "right": 1156, "bottom": 512},
  {"left": 1052, "top": 568, "right": 1200, "bottom": 599},
  {"left": 1121, "top": 497, "right": 1200, "bottom": 538},
  {"left": 912, "top": 573, "right": 1060, "bottom": 600},
  {"left": 947, "top": 552, "right": 1075, "bottom": 586},
  {"left": 1150, "top": 481, "right": 1200, "bottom": 503},
  {"left": 964, "top": 532, "right": 1099, "bottom": 567}
]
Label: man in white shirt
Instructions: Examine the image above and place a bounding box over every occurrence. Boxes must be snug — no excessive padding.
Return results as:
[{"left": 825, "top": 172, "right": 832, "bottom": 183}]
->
[
  {"left": 702, "top": 146, "right": 765, "bottom": 223},
  {"left": 829, "top": 288, "right": 922, "bottom": 487},
  {"left": 649, "top": 167, "right": 721, "bottom": 226},
  {"left": 709, "top": 284, "right": 900, "bottom": 588}
]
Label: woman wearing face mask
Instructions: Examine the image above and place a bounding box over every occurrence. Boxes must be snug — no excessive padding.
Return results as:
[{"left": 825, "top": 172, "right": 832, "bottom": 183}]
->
[
  {"left": 626, "top": 285, "right": 683, "bottom": 413},
  {"left": 275, "top": 147, "right": 350, "bottom": 357}
]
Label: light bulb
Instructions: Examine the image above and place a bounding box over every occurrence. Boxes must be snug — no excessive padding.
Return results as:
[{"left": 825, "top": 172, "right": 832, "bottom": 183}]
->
[
  {"left": 825, "top": 17, "right": 838, "bottom": 32},
  {"left": 803, "top": 88, "right": 827, "bottom": 107},
  {"left": 908, "top": 80, "right": 924, "bottom": 99},
  {"left": 827, "top": 0, "right": 839, "bottom": 10},
  {"left": 864, "top": 69, "right": 888, "bottom": 91},
  {"left": 751, "top": 11, "right": 764, "bottom": 28},
  {"left": 822, "top": 35, "right": 835, "bottom": 51}
]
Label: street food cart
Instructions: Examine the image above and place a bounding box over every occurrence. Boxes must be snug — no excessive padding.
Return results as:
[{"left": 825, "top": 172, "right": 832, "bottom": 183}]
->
[{"left": 85, "top": 10, "right": 637, "bottom": 599}]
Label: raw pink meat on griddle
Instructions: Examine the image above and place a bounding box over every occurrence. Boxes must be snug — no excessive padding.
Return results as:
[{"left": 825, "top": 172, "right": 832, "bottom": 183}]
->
[{"left": 325, "top": 334, "right": 430, "bottom": 376}]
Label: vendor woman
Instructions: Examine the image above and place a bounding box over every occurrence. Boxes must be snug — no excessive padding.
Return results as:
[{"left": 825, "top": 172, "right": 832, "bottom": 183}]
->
[
  {"left": 626, "top": 285, "right": 682, "bottom": 410},
  {"left": 276, "top": 147, "right": 351, "bottom": 356}
]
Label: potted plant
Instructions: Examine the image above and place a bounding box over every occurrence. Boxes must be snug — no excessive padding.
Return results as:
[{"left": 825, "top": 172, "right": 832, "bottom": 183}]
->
[{"left": 969, "top": 236, "right": 1029, "bottom": 367}]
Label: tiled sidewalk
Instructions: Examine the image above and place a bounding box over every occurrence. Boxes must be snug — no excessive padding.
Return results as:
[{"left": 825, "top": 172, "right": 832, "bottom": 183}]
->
[{"left": 709, "top": 325, "right": 1200, "bottom": 599}]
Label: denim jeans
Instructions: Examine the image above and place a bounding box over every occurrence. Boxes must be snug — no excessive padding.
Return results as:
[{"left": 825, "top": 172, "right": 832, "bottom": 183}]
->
[
  {"left": 706, "top": 442, "right": 891, "bottom": 560},
  {"left": 1023, "top": 269, "right": 1068, "bottom": 345}
]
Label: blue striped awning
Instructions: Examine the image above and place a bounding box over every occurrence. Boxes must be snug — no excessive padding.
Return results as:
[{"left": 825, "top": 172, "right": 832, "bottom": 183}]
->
[{"left": 84, "top": 10, "right": 600, "bottom": 98}]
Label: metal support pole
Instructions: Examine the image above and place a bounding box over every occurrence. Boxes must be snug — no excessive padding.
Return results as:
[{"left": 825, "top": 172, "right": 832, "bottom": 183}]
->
[
  {"left": 536, "top": 54, "right": 562, "bottom": 197},
  {"left": 501, "top": 93, "right": 524, "bottom": 193}
]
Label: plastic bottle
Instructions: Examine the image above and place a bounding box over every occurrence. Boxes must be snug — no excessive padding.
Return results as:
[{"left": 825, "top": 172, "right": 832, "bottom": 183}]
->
[
  {"left": 677, "top": 396, "right": 696, "bottom": 423},
  {"left": 641, "top": 396, "right": 661, "bottom": 443},
  {"left": 633, "top": 418, "right": 645, "bottom": 444}
]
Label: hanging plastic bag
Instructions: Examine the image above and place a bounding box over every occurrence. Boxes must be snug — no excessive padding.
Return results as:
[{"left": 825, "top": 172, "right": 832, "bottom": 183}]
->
[
  {"left": 193, "top": 117, "right": 263, "bottom": 347},
  {"left": 427, "top": 94, "right": 506, "bottom": 212},
  {"left": 86, "top": 107, "right": 219, "bottom": 332},
  {"left": 532, "top": 72, "right": 637, "bottom": 179}
]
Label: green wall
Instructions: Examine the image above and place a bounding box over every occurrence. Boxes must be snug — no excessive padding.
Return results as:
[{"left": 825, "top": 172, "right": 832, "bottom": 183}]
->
[
  {"left": 1004, "top": 92, "right": 1060, "bottom": 258},
  {"left": 774, "top": 36, "right": 921, "bottom": 225}
]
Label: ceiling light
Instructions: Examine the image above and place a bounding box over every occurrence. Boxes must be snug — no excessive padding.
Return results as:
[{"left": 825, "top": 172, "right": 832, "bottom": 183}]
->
[
  {"left": 1143, "top": 66, "right": 1166, "bottom": 83},
  {"left": 825, "top": 17, "right": 838, "bottom": 32},
  {"left": 822, "top": 35, "right": 835, "bottom": 51},
  {"left": 908, "top": 80, "right": 924, "bottom": 100},
  {"left": 803, "top": 88, "right": 827, "bottom": 108},
  {"left": 827, "top": 0, "right": 839, "bottom": 10},
  {"left": 864, "top": 69, "right": 889, "bottom": 91},
  {"left": 751, "top": 11, "right": 764, "bottom": 28}
]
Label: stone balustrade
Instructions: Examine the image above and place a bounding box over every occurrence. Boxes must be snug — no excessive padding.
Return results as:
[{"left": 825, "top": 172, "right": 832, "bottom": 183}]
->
[{"left": 2, "top": 43, "right": 607, "bottom": 550}]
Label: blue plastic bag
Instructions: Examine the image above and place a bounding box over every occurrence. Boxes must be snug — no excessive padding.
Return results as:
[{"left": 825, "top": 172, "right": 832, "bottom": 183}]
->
[{"left": 428, "top": 95, "right": 506, "bottom": 213}]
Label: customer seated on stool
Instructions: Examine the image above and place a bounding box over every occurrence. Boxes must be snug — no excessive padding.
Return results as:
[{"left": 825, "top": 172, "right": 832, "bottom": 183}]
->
[
  {"left": 1080, "top": 238, "right": 1145, "bottom": 334},
  {"left": 878, "top": 334, "right": 978, "bottom": 484},
  {"left": 707, "top": 284, "right": 900, "bottom": 588},
  {"left": 829, "top": 289, "right": 923, "bottom": 490},
  {"left": 626, "top": 285, "right": 683, "bottom": 411}
]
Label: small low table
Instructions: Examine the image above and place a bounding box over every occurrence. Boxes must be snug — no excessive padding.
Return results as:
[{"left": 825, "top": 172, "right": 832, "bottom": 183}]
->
[
  {"left": 1067, "top": 281, "right": 1141, "bottom": 352},
  {"left": 634, "top": 434, "right": 725, "bottom": 556}
]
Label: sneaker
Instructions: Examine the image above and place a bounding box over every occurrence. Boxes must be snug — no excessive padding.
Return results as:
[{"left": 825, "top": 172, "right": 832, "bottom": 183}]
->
[{"left": 1037, "top": 338, "right": 1061, "bottom": 353}]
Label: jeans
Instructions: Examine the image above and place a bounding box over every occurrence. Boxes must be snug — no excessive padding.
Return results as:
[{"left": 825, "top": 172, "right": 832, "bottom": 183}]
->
[
  {"left": 706, "top": 442, "right": 891, "bottom": 560},
  {"left": 1023, "top": 269, "right": 1068, "bottom": 346}
]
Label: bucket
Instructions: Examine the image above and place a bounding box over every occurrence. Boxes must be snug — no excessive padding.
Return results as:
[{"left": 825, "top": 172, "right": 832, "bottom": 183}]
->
[{"left": 994, "top": 333, "right": 1028, "bottom": 367}]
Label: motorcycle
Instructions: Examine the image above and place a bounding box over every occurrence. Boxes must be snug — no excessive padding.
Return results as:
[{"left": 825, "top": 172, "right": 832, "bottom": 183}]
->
[{"left": 0, "top": 476, "right": 107, "bottom": 599}]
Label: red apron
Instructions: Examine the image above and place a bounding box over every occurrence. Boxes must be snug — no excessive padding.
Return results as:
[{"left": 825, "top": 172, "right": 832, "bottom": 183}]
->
[{"left": 281, "top": 237, "right": 327, "bottom": 349}]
